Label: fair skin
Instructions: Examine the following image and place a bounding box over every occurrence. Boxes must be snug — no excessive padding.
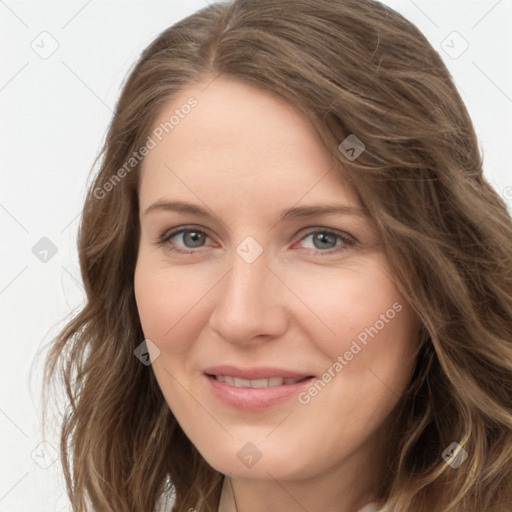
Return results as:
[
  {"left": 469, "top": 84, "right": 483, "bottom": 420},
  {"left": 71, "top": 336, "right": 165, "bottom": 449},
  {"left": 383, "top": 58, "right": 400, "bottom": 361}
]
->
[{"left": 134, "top": 76, "right": 420, "bottom": 512}]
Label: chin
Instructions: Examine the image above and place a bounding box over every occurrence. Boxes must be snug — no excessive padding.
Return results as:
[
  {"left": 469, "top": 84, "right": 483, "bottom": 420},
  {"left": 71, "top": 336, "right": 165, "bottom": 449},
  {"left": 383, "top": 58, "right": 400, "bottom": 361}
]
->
[{"left": 194, "top": 437, "right": 317, "bottom": 481}]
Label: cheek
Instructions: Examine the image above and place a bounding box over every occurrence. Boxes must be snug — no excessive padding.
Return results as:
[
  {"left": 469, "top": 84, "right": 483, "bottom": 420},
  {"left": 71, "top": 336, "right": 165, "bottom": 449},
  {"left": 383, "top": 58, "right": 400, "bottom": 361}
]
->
[
  {"left": 291, "top": 263, "right": 411, "bottom": 346},
  {"left": 293, "top": 262, "right": 419, "bottom": 397},
  {"left": 134, "top": 258, "right": 205, "bottom": 411},
  {"left": 134, "top": 271, "right": 171, "bottom": 340},
  {"left": 134, "top": 255, "right": 203, "bottom": 352}
]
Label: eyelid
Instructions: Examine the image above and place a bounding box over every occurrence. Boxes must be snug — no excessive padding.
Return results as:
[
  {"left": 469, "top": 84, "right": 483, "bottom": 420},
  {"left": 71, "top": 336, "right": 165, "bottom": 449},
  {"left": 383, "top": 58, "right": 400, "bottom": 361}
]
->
[
  {"left": 295, "top": 225, "right": 357, "bottom": 244},
  {"left": 158, "top": 225, "right": 216, "bottom": 250},
  {"left": 292, "top": 227, "right": 357, "bottom": 255},
  {"left": 159, "top": 225, "right": 207, "bottom": 242}
]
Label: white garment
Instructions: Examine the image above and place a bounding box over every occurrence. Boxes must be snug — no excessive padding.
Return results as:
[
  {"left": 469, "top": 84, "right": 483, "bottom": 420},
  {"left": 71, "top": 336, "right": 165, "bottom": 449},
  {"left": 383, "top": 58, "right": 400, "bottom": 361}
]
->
[
  {"left": 357, "top": 503, "right": 385, "bottom": 512},
  {"left": 218, "top": 476, "right": 386, "bottom": 512}
]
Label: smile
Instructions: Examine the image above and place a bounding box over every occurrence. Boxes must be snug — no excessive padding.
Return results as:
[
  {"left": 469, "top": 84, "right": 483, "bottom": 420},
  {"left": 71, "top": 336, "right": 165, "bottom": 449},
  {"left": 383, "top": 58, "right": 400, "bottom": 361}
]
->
[
  {"left": 212, "top": 375, "right": 309, "bottom": 387},
  {"left": 203, "top": 367, "right": 315, "bottom": 410}
]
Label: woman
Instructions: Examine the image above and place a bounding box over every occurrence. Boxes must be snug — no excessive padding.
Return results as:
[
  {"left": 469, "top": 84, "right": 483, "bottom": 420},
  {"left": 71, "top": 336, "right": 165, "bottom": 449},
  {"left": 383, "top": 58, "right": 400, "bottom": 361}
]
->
[{"left": 44, "top": 0, "right": 512, "bottom": 511}]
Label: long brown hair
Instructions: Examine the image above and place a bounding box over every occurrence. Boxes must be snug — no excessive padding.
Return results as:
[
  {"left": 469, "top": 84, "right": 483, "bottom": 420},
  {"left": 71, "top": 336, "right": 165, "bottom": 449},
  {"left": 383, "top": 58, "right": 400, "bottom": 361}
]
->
[{"left": 43, "top": 0, "right": 512, "bottom": 510}]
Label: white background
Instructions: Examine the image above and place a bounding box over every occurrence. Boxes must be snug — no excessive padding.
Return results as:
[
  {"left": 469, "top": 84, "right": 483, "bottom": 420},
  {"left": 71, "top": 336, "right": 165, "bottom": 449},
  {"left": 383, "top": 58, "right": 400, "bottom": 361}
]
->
[{"left": 1, "top": 1, "right": 511, "bottom": 510}]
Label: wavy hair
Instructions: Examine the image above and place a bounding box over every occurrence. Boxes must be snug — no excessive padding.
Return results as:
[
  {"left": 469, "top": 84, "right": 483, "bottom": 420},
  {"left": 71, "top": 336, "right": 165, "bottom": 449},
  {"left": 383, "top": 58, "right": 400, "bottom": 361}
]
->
[{"left": 43, "top": 0, "right": 512, "bottom": 510}]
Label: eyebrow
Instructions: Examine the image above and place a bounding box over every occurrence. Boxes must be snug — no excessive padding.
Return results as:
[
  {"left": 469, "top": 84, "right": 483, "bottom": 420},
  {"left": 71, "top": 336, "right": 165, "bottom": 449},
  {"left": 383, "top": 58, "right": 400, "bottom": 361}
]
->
[{"left": 143, "top": 200, "right": 369, "bottom": 222}]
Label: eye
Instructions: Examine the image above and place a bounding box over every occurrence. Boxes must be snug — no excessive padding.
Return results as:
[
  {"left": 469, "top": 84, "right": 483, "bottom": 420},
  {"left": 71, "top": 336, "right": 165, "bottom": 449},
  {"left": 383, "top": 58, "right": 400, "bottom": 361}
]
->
[
  {"left": 295, "top": 228, "right": 355, "bottom": 255},
  {"left": 158, "top": 226, "right": 211, "bottom": 254},
  {"left": 157, "top": 226, "right": 356, "bottom": 256}
]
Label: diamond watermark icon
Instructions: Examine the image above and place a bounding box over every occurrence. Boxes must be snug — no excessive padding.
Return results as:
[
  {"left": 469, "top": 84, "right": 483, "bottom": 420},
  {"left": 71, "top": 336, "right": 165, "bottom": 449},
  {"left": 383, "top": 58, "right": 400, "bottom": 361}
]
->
[
  {"left": 440, "top": 31, "right": 469, "bottom": 60},
  {"left": 338, "top": 134, "right": 365, "bottom": 161},
  {"left": 134, "top": 339, "right": 161, "bottom": 366},
  {"left": 236, "top": 236, "right": 263, "bottom": 264},
  {"left": 237, "top": 442, "right": 263, "bottom": 468},
  {"left": 31, "top": 441, "right": 59, "bottom": 469},
  {"left": 30, "top": 31, "right": 59, "bottom": 59},
  {"left": 32, "top": 237, "right": 58, "bottom": 263},
  {"left": 441, "top": 442, "right": 468, "bottom": 469}
]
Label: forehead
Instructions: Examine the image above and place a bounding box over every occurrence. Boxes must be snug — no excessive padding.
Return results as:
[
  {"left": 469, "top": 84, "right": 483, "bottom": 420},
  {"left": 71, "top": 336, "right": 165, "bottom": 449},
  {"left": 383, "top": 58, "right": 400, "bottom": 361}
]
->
[{"left": 139, "top": 76, "right": 360, "bottom": 211}]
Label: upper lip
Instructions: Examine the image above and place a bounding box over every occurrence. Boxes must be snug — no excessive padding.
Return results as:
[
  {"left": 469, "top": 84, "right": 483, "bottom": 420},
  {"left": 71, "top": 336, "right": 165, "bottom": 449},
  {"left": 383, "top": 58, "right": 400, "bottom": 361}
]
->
[{"left": 204, "top": 365, "right": 314, "bottom": 380}]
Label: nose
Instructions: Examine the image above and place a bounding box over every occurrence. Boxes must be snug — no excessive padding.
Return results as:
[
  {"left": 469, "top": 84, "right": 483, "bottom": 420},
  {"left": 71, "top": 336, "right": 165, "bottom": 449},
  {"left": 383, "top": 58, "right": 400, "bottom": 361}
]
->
[{"left": 208, "top": 248, "right": 289, "bottom": 345}]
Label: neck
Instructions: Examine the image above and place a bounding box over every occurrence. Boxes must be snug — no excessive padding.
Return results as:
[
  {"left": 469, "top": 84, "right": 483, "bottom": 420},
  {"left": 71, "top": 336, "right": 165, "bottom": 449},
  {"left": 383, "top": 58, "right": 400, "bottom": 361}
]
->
[{"left": 217, "top": 444, "right": 384, "bottom": 512}]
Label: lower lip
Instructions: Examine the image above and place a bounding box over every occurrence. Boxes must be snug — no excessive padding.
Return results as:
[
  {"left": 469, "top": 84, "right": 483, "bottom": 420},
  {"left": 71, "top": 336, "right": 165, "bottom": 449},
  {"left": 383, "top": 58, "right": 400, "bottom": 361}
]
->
[{"left": 205, "top": 374, "right": 315, "bottom": 411}]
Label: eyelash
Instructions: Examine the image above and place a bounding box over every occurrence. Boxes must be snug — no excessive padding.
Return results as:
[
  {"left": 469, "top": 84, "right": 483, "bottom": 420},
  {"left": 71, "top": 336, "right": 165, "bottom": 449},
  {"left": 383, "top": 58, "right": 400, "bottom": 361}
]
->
[{"left": 156, "top": 225, "right": 356, "bottom": 256}]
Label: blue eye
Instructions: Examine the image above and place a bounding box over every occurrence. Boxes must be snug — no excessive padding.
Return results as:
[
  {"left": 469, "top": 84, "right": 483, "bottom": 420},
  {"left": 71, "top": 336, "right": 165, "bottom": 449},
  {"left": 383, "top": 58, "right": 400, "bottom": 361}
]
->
[
  {"left": 293, "top": 228, "right": 356, "bottom": 255},
  {"left": 158, "top": 227, "right": 210, "bottom": 254},
  {"left": 158, "top": 226, "right": 355, "bottom": 255}
]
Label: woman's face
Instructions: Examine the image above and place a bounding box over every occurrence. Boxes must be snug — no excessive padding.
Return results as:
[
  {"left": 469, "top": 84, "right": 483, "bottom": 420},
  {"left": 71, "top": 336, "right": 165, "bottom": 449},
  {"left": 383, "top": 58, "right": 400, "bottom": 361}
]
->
[{"left": 134, "top": 76, "right": 420, "bottom": 482}]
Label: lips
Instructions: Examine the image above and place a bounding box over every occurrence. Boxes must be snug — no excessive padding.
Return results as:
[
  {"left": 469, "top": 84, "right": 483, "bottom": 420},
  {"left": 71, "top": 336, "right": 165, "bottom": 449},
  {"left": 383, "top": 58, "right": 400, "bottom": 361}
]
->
[
  {"left": 204, "top": 364, "right": 313, "bottom": 380},
  {"left": 203, "top": 365, "right": 315, "bottom": 410},
  {"left": 213, "top": 375, "right": 307, "bottom": 387}
]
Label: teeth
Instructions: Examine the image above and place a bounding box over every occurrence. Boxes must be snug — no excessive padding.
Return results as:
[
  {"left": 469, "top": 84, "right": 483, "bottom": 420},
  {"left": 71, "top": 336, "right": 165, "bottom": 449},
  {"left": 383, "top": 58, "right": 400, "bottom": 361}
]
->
[{"left": 214, "top": 375, "right": 305, "bottom": 388}]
